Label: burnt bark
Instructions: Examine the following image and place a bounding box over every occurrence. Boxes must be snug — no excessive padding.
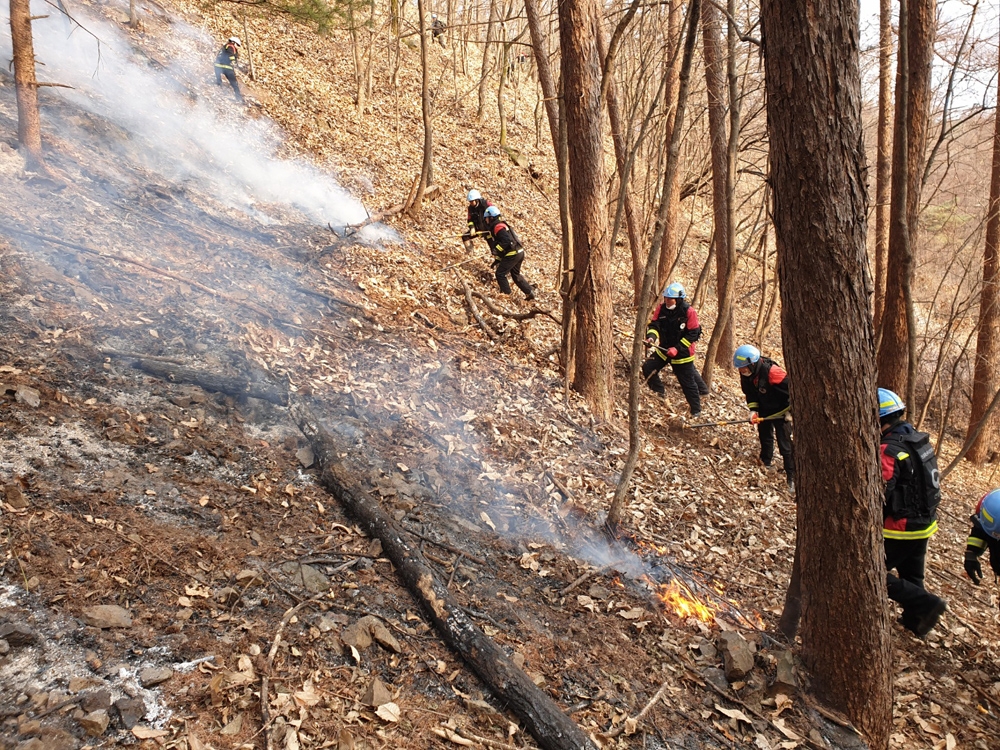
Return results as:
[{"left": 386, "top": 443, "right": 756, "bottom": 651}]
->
[
  {"left": 127, "top": 358, "right": 289, "bottom": 406},
  {"left": 761, "top": 0, "right": 892, "bottom": 747},
  {"left": 292, "top": 401, "right": 598, "bottom": 750},
  {"left": 966, "top": 33, "right": 1000, "bottom": 464},
  {"left": 560, "top": 0, "right": 614, "bottom": 419},
  {"left": 10, "top": 0, "right": 42, "bottom": 160}
]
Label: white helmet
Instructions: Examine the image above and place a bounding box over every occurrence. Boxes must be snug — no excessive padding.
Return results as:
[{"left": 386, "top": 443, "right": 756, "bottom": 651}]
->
[
  {"left": 467, "top": 189, "right": 482, "bottom": 202},
  {"left": 228, "top": 36, "right": 242, "bottom": 47},
  {"left": 432, "top": 13, "right": 438, "bottom": 19}
]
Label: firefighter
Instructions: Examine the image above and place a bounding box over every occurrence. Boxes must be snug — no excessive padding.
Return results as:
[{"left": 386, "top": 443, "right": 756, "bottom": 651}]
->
[
  {"left": 214, "top": 37, "right": 244, "bottom": 102},
  {"left": 878, "top": 387, "right": 947, "bottom": 637},
  {"left": 462, "top": 189, "right": 496, "bottom": 254},
  {"left": 431, "top": 14, "right": 446, "bottom": 46},
  {"left": 483, "top": 206, "right": 534, "bottom": 300},
  {"left": 963, "top": 489, "right": 1000, "bottom": 593},
  {"left": 641, "top": 282, "right": 709, "bottom": 416},
  {"left": 733, "top": 344, "right": 795, "bottom": 491}
]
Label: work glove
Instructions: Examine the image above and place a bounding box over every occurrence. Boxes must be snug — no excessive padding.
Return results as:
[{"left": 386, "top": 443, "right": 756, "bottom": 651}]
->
[
  {"left": 750, "top": 412, "right": 761, "bottom": 425},
  {"left": 965, "top": 551, "right": 983, "bottom": 585},
  {"left": 665, "top": 347, "right": 678, "bottom": 358},
  {"left": 490, "top": 258, "right": 499, "bottom": 269}
]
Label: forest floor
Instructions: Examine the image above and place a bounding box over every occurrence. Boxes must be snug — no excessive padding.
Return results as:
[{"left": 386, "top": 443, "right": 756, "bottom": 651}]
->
[{"left": 1, "top": 1, "right": 1000, "bottom": 749}]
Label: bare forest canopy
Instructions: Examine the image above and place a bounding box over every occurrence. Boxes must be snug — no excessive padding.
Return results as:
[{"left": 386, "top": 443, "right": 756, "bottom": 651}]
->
[{"left": 1, "top": 0, "right": 1000, "bottom": 749}]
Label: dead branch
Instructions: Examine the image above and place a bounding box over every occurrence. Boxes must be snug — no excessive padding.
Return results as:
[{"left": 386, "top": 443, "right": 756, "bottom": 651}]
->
[
  {"left": 471, "top": 289, "right": 560, "bottom": 324},
  {"left": 132, "top": 358, "right": 288, "bottom": 406},
  {"left": 291, "top": 399, "right": 598, "bottom": 750},
  {"left": 403, "top": 526, "right": 487, "bottom": 565},
  {"left": 457, "top": 276, "right": 498, "bottom": 340},
  {"left": 605, "top": 672, "right": 671, "bottom": 738}
]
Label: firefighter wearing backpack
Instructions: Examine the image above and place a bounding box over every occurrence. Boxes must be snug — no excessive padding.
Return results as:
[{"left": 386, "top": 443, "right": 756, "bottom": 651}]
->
[
  {"left": 641, "top": 282, "right": 709, "bottom": 416},
  {"left": 878, "top": 388, "right": 947, "bottom": 637},
  {"left": 963, "top": 489, "right": 1000, "bottom": 589},
  {"left": 483, "top": 206, "right": 534, "bottom": 300},
  {"left": 733, "top": 344, "right": 795, "bottom": 492},
  {"left": 214, "top": 37, "right": 244, "bottom": 103},
  {"left": 462, "top": 189, "right": 496, "bottom": 254}
]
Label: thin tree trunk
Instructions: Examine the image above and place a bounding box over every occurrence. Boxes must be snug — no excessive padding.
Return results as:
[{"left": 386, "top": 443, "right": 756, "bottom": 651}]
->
[
  {"left": 609, "top": 0, "right": 700, "bottom": 527},
  {"left": 655, "top": 0, "right": 684, "bottom": 290},
  {"left": 9, "top": 0, "right": 42, "bottom": 161},
  {"left": 477, "top": 0, "right": 498, "bottom": 122},
  {"left": 873, "top": 0, "right": 892, "bottom": 333},
  {"left": 407, "top": 0, "right": 434, "bottom": 215},
  {"left": 560, "top": 0, "right": 614, "bottom": 420},
  {"left": 966, "top": 29, "right": 1000, "bottom": 464},
  {"left": 761, "top": 0, "right": 892, "bottom": 745}
]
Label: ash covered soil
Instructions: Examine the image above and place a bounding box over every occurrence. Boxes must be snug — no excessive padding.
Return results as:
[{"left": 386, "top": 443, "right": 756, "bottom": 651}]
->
[{"left": 1, "top": 2, "right": 1000, "bottom": 749}]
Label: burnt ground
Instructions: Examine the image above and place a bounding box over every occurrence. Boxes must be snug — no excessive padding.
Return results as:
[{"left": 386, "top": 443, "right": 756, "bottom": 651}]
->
[{"left": 2, "top": 3, "right": 1000, "bottom": 750}]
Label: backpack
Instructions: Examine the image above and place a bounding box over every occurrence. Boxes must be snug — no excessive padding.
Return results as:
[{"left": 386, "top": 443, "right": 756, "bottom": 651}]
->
[
  {"left": 506, "top": 225, "right": 524, "bottom": 251},
  {"left": 884, "top": 430, "right": 941, "bottom": 519}
]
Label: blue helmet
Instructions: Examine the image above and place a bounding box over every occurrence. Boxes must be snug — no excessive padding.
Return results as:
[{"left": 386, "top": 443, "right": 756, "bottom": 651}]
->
[
  {"left": 484, "top": 206, "right": 500, "bottom": 219},
  {"left": 976, "top": 490, "right": 1000, "bottom": 538},
  {"left": 733, "top": 344, "right": 761, "bottom": 369},
  {"left": 877, "top": 388, "right": 905, "bottom": 419},
  {"left": 662, "top": 282, "right": 686, "bottom": 299},
  {"left": 467, "top": 189, "right": 483, "bottom": 202}
]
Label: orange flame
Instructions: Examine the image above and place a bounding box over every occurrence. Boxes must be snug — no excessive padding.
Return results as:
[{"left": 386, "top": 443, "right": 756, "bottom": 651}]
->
[{"left": 654, "top": 579, "right": 716, "bottom": 623}]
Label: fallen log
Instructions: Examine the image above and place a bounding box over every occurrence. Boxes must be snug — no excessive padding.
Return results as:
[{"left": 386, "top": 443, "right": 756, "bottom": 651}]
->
[
  {"left": 291, "top": 400, "right": 598, "bottom": 750},
  {"left": 119, "top": 356, "right": 289, "bottom": 406}
]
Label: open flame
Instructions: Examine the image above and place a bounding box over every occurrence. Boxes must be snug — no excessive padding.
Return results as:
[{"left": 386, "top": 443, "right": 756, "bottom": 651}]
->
[{"left": 651, "top": 577, "right": 717, "bottom": 623}]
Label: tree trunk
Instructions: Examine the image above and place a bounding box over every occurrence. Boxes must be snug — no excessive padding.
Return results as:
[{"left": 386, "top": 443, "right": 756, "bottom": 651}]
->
[
  {"left": 761, "top": 0, "right": 892, "bottom": 747},
  {"left": 655, "top": 0, "right": 684, "bottom": 290},
  {"left": 407, "top": 0, "right": 434, "bottom": 215},
  {"left": 560, "top": 0, "right": 614, "bottom": 420},
  {"left": 9, "top": 0, "right": 42, "bottom": 161},
  {"left": 609, "top": 0, "right": 701, "bottom": 527},
  {"left": 877, "top": 0, "right": 935, "bottom": 399},
  {"left": 477, "top": 0, "right": 498, "bottom": 122},
  {"left": 292, "top": 402, "right": 598, "bottom": 750},
  {"left": 872, "top": 0, "right": 892, "bottom": 333},
  {"left": 966, "top": 32, "right": 1000, "bottom": 464}
]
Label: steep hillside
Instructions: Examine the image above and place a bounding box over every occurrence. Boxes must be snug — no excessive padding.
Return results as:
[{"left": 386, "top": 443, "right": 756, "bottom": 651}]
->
[{"left": 0, "top": 1, "right": 999, "bottom": 749}]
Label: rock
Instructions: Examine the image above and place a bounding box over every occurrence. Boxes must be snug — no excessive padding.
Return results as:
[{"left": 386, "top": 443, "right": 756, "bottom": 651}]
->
[
  {"left": 16, "top": 727, "right": 80, "bottom": 750},
  {"left": 340, "top": 620, "right": 372, "bottom": 651},
  {"left": 4, "top": 483, "right": 28, "bottom": 509},
  {"left": 114, "top": 698, "right": 146, "bottom": 729},
  {"left": 0, "top": 622, "right": 37, "bottom": 647},
  {"left": 139, "top": 667, "right": 173, "bottom": 687},
  {"left": 15, "top": 385, "right": 41, "bottom": 408},
  {"left": 216, "top": 587, "right": 241, "bottom": 605},
  {"left": 295, "top": 447, "right": 314, "bottom": 468},
  {"left": 79, "top": 690, "right": 111, "bottom": 713},
  {"left": 770, "top": 650, "right": 796, "bottom": 695},
  {"left": 587, "top": 584, "right": 612, "bottom": 600},
  {"left": 80, "top": 605, "right": 132, "bottom": 629},
  {"left": 79, "top": 710, "right": 109, "bottom": 737},
  {"left": 341, "top": 616, "right": 400, "bottom": 653},
  {"left": 0, "top": 639, "right": 9, "bottom": 655},
  {"left": 702, "top": 667, "right": 730, "bottom": 694},
  {"left": 361, "top": 678, "right": 392, "bottom": 707},
  {"left": 718, "top": 631, "right": 755, "bottom": 681},
  {"left": 68, "top": 677, "right": 102, "bottom": 693},
  {"left": 280, "top": 562, "right": 329, "bottom": 593}
]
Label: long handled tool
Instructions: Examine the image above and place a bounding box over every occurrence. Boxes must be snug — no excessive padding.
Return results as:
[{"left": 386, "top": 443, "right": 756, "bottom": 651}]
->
[
  {"left": 441, "top": 257, "right": 479, "bottom": 272},
  {"left": 683, "top": 414, "right": 786, "bottom": 430}
]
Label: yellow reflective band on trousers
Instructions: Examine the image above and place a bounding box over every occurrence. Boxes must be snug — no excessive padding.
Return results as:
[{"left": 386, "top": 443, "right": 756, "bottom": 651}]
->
[
  {"left": 671, "top": 355, "right": 695, "bottom": 364},
  {"left": 967, "top": 536, "right": 987, "bottom": 549},
  {"left": 215, "top": 63, "right": 234, "bottom": 70},
  {"left": 882, "top": 520, "right": 938, "bottom": 540}
]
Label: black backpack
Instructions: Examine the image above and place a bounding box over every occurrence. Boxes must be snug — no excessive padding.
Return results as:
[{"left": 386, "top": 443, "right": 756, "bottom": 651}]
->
[{"left": 884, "top": 430, "right": 941, "bottom": 519}]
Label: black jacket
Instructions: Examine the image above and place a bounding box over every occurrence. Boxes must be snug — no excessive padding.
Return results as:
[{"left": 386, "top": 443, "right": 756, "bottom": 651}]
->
[
  {"left": 739, "top": 357, "right": 790, "bottom": 418},
  {"left": 645, "top": 301, "right": 701, "bottom": 363},
  {"left": 215, "top": 43, "right": 239, "bottom": 70},
  {"left": 487, "top": 218, "right": 522, "bottom": 258}
]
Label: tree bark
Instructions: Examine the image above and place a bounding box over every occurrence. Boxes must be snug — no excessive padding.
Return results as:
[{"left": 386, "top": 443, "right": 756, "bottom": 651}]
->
[
  {"left": 9, "top": 0, "right": 43, "bottom": 160},
  {"left": 872, "top": 0, "right": 893, "bottom": 334},
  {"left": 128, "top": 359, "right": 289, "bottom": 406},
  {"left": 966, "top": 31, "right": 1000, "bottom": 464},
  {"left": 761, "top": 0, "right": 892, "bottom": 747},
  {"left": 407, "top": 0, "right": 434, "bottom": 215},
  {"left": 292, "top": 402, "right": 598, "bottom": 750},
  {"left": 877, "top": 0, "right": 935, "bottom": 399},
  {"left": 655, "top": 0, "right": 684, "bottom": 290},
  {"left": 477, "top": 0, "right": 498, "bottom": 122},
  {"left": 560, "top": 0, "right": 614, "bottom": 420}
]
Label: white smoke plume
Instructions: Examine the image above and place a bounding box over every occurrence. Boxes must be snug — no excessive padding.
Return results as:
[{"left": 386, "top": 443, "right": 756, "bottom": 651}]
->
[{"left": 0, "top": 0, "right": 387, "bottom": 236}]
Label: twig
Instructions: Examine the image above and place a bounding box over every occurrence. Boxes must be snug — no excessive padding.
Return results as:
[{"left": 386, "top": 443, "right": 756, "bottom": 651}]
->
[
  {"left": 471, "top": 290, "right": 560, "bottom": 324},
  {"left": 956, "top": 673, "right": 1000, "bottom": 724},
  {"left": 402, "top": 527, "right": 487, "bottom": 565},
  {"left": 605, "top": 673, "right": 673, "bottom": 738},
  {"left": 561, "top": 566, "right": 608, "bottom": 596},
  {"left": 457, "top": 275, "right": 498, "bottom": 340}
]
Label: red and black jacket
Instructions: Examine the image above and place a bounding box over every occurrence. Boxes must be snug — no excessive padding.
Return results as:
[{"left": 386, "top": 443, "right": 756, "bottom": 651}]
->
[
  {"left": 880, "top": 420, "right": 938, "bottom": 540},
  {"left": 645, "top": 301, "right": 701, "bottom": 363},
  {"left": 487, "top": 218, "right": 522, "bottom": 258},
  {"left": 739, "top": 358, "right": 790, "bottom": 419}
]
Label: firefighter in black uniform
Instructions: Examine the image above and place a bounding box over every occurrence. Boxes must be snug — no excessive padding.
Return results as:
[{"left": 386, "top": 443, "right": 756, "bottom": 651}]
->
[
  {"left": 431, "top": 14, "right": 446, "bottom": 46},
  {"left": 214, "top": 37, "right": 244, "bottom": 102},
  {"left": 963, "top": 489, "right": 1000, "bottom": 591},
  {"left": 878, "top": 387, "right": 947, "bottom": 637},
  {"left": 462, "top": 189, "right": 495, "bottom": 253},
  {"left": 733, "top": 344, "right": 795, "bottom": 491},
  {"left": 483, "top": 206, "right": 534, "bottom": 300},
  {"left": 641, "top": 282, "right": 709, "bottom": 416}
]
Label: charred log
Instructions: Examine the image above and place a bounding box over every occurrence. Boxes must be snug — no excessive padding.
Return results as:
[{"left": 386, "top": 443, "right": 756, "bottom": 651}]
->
[
  {"left": 117, "top": 356, "right": 289, "bottom": 406},
  {"left": 291, "top": 400, "right": 598, "bottom": 750}
]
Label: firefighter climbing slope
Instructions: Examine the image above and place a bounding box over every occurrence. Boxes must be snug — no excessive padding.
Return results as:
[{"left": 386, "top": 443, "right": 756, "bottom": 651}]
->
[
  {"left": 483, "top": 206, "right": 534, "bottom": 300},
  {"left": 878, "top": 388, "right": 947, "bottom": 637},
  {"left": 733, "top": 344, "right": 795, "bottom": 492},
  {"left": 214, "top": 36, "right": 244, "bottom": 103}
]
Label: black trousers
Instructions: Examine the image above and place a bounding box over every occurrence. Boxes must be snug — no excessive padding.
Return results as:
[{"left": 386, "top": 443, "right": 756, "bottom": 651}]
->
[
  {"left": 758, "top": 419, "right": 795, "bottom": 478},
  {"left": 216, "top": 68, "right": 243, "bottom": 102},
  {"left": 495, "top": 251, "right": 533, "bottom": 297},
  {"left": 885, "top": 537, "right": 942, "bottom": 631},
  {"left": 641, "top": 357, "right": 702, "bottom": 414}
]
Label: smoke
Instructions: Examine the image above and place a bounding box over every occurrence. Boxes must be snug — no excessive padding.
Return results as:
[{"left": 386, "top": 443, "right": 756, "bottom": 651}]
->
[{"left": 0, "top": 0, "right": 392, "bottom": 238}]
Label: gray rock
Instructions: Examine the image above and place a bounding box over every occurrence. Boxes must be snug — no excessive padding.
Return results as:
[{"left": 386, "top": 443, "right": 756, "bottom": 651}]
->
[
  {"left": 79, "top": 710, "right": 109, "bottom": 737},
  {"left": 80, "top": 605, "right": 132, "bottom": 629},
  {"left": 280, "top": 562, "right": 329, "bottom": 593},
  {"left": 361, "top": 677, "right": 392, "bottom": 707},
  {"left": 0, "top": 639, "right": 9, "bottom": 655},
  {"left": 15, "top": 386, "right": 41, "bottom": 408},
  {"left": 0, "top": 622, "right": 37, "bottom": 647},
  {"left": 79, "top": 690, "right": 111, "bottom": 713},
  {"left": 702, "top": 667, "right": 730, "bottom": 694},
  {"left": 139, "top": 667, "right": 173, "bottom": 688},
  {"left": 718, "top": 631, "right": 755, "bottom": 681},
  {"left": 114, "top": 697, "right": 146, "bottom": 729}
]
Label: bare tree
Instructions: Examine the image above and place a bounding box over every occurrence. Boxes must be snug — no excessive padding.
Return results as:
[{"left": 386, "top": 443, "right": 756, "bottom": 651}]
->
[
  {"left": 761, "top": 0, "right": 892, "bottom": 746},
  {"left": 559, "top": 0, "right": 614, "bottom": 419},
  {"left": 406, "top": 0, "right": 434, "bottom": 215},
  {"left": 9, "top": 0, "right": 43, "bottom": 162},
  {"left": 872, "top": 0, "right": 892, "bottom": 333}
]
